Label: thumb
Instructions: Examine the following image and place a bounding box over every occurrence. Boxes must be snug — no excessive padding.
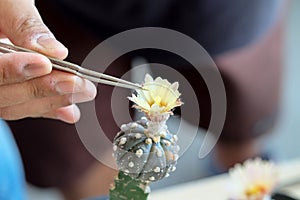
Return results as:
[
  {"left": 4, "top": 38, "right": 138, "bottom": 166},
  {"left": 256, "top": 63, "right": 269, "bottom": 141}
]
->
[{"left": 0, "top": 0, "right": 68, "bottom": 59}]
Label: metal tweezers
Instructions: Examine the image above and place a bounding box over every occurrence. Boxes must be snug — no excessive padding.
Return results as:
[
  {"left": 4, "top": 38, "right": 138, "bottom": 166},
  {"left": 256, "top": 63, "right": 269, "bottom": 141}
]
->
[{"left": 0, "top": 41, "right": 144, "bottom": 90}]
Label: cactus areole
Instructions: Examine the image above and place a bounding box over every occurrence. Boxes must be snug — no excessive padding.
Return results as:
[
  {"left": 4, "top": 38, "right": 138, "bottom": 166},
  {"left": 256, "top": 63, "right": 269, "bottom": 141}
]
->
[{"left": 110, "top": 74, "right": 183, "bottom": 200}]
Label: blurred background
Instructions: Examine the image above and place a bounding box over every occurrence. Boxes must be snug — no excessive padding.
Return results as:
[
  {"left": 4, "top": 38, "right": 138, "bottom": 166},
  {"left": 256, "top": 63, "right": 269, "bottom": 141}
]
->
[
  {"left": 27, "top": 0, "right": 300, "bottom": 199},
  {"left": 266, "top": 0, "right": 300, "bottom": 160}
]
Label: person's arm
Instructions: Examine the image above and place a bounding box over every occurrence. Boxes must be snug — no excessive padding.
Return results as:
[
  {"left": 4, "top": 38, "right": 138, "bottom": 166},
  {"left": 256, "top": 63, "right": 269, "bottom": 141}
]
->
[{"left": 0, "top": 0, "right": 97, "bottom": 123}]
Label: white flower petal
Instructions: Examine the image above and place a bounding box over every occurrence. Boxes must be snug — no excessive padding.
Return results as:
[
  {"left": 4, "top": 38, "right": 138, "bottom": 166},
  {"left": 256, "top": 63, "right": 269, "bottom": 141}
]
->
[
  {"left": 145, "top": 73, "right": 154, "bottom": 83},
  {"left": 170, "top": 82, "right": 179, "bottom": 92}
]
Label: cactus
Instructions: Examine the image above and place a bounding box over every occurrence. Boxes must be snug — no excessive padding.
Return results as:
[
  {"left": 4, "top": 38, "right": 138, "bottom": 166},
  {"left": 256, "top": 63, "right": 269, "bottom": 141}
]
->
[
  {"left": 109, "top": 74, "right": 183, "bottom": 200},
  {"left": 109, "top": 171, "right": 150, "bottom": 200}
]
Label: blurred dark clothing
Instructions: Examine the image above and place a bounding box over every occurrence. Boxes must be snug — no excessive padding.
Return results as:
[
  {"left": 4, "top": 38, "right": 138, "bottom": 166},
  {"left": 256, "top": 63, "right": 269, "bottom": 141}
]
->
[
  {"left": 8, "top": 0, "right": 285, "bottom": 189},
  {"left": 54, "top": 0, "right": 283, "bottom": 55}
]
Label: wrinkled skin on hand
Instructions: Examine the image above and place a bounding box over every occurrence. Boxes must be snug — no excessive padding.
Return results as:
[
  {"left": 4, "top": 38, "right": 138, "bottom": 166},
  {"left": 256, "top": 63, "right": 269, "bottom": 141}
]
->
[{"left": 0, "top": 0, "right": 97, "bottom": 123}]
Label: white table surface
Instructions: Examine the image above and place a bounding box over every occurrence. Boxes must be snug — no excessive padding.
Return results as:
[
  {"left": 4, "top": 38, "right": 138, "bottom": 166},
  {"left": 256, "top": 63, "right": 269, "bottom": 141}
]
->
[{"left": 150, "top": 159, "right": 300, "bottom": 200}]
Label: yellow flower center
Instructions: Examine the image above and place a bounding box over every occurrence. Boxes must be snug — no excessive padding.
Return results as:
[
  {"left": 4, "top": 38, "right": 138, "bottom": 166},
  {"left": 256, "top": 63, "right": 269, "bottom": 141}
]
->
[
  {"left": 154, "top": 96, "right": 162, "bottom": 106},
  {"left": 144, "top": 82, "right": 177, "bottom": 107},
  {"left": 245, "top": 184, "right": 267, "bottom": 197}
]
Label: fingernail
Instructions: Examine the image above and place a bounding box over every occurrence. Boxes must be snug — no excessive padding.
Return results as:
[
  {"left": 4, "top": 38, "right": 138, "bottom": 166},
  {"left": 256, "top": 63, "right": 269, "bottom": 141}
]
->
[
  {"left": 68, "top": 81, "right": 96, "bottom": 103},
  {"left": 24, "top": 64, "right": 49, "bottom": 79},
  {"left": 69, "top": 93, "right": 95, "bottom": 104},
  {"left": 55, "top": 79, "right": 84, "bottom": 94},
  {"left": 69, "top": 93, "right": 89, "bottom": 104},
  {"left": 37, "top": 34, "right": 67, "bottom": 51}
]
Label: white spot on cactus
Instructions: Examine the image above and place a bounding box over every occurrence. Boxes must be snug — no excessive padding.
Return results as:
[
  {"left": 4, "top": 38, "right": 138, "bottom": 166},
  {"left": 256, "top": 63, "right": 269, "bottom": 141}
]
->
[
  {"left": 144, "top": 186, "right": 151, "bottom": 194},
  {"left": 156, "top": 150, "right": 163, "bottom": 157},
  {"left": 113, "top": 145, "right": 118, "bottom": 151},
  {"left": 141, "top": 116, "right": 148, "bottom": 121},
  {"left": 145, "top": 138, "right": 152, "bottom": 144},
  {"left": 128, "top": 161, "right": 134, "bottom": 168},
  {"left": 152, "top": 136, "right": 160, "bottom": 143},
  {"left": 136, "top": 149, "right": 143, "bottom": 158},
  {"left": 130, "top": 122, "right": 138, "bottom": 128},
  {"left": 149, "top": 176, "right": 155, "bottom": 181},
  {"left": 154, "top": 167, "right": 161, "bottom": 173},
  {"left": 170, "top": 166, "right": 176, "bottom": 172},
  {"left": 174, "top": 154, "right": 179, "bottom": 161},
  {"left": 110, "top": 183, "right": 115, "bottom": 190},
  {"left": 173, "top": 135, "right": 178, "bottom": 142},
  {"left": 135, "top": 133, "right": 142, "bottom": 139},
  {"left": 164, "top": 140, "right": 171, "bottom": 146},
  {"left": 119, "top": 137, "right": 127, "bottom": 145},
  {"left": 161, "top": 131, "right": 167, "bottom": 138},
  {"left": 120, "top": 124, "right": 127, "bottom": 132}
]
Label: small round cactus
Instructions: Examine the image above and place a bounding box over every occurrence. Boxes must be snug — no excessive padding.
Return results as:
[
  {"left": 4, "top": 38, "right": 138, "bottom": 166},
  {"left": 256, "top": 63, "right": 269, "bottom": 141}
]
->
[
  {"left": 109, "top": 74, "right": 183, "bottom": 200},
  {"left": 113, "top": 117, "right": 179, "bottom": 182}
]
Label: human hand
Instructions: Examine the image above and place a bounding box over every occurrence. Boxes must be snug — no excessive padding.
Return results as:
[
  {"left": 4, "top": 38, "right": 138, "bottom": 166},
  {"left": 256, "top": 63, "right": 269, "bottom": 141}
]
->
[{"left": 0, "top": 0, "right": 97, "bottom": 123}]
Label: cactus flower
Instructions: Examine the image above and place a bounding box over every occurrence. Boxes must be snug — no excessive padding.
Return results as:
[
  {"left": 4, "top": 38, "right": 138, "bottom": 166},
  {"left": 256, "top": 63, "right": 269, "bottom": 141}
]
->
[
  {"left": 228, "top": 158, "right": 278, "bottom": 200},
  {"left": 128, "top": 74, "right": 183, "bottom": 122}
]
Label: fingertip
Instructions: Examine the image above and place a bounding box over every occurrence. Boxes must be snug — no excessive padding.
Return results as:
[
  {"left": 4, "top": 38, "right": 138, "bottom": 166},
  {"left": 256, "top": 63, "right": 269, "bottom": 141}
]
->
[
  {"left": 68, "top": 79, "right": 97, "bottom": 104},
  {"left": 23, "top": 53, "right": 53, "bottom": 79},
  {"left": 56, "top": 104, "right": 81, "bottom": 123},
  {"left": 35, "top": 53, "right": 53, "bottom": 72},
  {"left": 85, "top": 79, "right": 98, "bottom": 100},
  {"left": 35, "top": 34, "right": 68, "bottom": 60}
]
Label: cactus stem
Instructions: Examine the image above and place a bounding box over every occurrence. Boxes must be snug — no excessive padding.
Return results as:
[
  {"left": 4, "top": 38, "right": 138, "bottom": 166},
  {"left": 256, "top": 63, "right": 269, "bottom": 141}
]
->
[{"left": 109, "top": 171, "right": 150, "bottom": 200}]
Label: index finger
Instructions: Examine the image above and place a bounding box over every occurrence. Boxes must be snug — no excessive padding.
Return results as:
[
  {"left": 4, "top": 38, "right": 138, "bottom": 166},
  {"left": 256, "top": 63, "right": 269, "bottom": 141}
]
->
[{"left": 0, "top": 51, "right": 52, "bottom": 85}]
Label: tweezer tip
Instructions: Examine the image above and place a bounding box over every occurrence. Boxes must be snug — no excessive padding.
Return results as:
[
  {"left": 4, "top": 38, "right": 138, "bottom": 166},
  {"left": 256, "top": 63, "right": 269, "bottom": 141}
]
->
[
  {"left": 132, "top": 84, "right": 148, "bottom": 91},
  {"left": 140, "top": 85, "right": 149, "bottom": 91}
]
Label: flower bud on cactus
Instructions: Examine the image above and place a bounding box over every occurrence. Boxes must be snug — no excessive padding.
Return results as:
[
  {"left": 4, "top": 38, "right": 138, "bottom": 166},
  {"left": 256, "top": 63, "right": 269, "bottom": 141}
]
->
[{"left": 110, "top": 74, "right": 183, "bottom": 200}]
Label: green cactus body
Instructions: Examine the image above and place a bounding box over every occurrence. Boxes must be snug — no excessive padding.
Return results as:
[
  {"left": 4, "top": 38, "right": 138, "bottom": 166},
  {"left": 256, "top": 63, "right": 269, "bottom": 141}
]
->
[{"left": 109, "top": 171, "right": 150, "bottom": 200}]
